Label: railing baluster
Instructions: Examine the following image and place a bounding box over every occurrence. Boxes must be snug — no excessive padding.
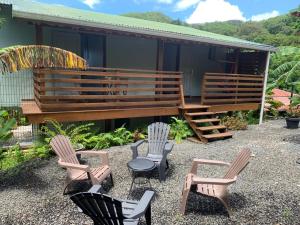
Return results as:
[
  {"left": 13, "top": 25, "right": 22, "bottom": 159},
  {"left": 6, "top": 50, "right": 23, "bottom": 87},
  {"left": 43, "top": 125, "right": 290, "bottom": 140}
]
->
[{"left": 34, "top": 67, "right": 183, "bottom": 111}]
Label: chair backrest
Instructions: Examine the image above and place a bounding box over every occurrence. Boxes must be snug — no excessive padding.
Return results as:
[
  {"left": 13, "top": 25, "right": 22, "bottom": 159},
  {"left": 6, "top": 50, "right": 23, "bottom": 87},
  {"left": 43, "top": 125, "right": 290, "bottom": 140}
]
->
[
  {"left": 147, "top": 122, "right": 170, "bottom": 155},
  {"left": 70, "top": 192, "right": 125, "bottom": 225},
  {"left": 223, "top": 148, "right": 251, "bottom": 179},
  {"left": 50, "top": 135, "right": 79, "bottom": 165}
]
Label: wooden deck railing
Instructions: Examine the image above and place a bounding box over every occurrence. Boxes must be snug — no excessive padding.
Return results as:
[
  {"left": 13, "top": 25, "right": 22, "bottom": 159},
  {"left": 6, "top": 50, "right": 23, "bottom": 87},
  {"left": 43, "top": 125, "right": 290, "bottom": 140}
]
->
[
  {"left": 201, "top": 72, "right": 264, "bottom": 105},
  {"left": 33, "top": 67, "right": 183, "bottom": 112}
]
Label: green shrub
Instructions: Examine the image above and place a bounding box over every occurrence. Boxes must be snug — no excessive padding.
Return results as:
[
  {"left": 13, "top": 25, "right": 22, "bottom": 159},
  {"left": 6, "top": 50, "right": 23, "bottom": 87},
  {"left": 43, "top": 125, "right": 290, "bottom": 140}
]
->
[
  {"left": 132, "top": 128, "right": 146, "bottom": 142},
  {"left": 27, "top": 142, "right": 52, "bottom": 159},
  {"left": 0, "top": 110, "right": 16, "bottom": 143},
  {"left": 0, "top": 107, "right": 29, "bottom": 126},
  {"left": 291, "top": 96, "right": 300, "bottom": 107},
  {"left": 169, "top": 117, "right": 194, "bottom": 143},
  {"left": 41, "top": 119, "right": 94, "bottom": 147},
  {"left": 244, "top": 110, "right": 260, "bottom": 124},
  {"left": 85, "top": 125, "right": 134, "bottom": 150},
  {"left": 267, "top": 99, "right": 285, "bottom": 109},
  {"left": 0, "top": 144, "right": 25, "bottom": 170}
]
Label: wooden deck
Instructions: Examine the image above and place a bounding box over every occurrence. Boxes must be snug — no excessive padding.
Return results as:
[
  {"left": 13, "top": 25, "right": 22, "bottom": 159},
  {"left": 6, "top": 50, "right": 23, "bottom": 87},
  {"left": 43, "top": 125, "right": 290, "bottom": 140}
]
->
[
  {"left": 21, "top": 100, "right": 179, "bottom": 123},
  {"left": 21, "top": 68, "right": 264, "bottom": 143},
  {"left": 33, "top": 67, "right": 183, "bottom": 112}
]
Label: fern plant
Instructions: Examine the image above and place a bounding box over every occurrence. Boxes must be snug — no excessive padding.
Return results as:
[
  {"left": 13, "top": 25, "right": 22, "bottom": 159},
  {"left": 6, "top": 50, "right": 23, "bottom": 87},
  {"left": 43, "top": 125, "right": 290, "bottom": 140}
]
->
[
  {"left": 85, "top": 125, "right": 134, "bottom": 150},
  {"left": 41, "top": 119, "right": 94, "bottom": 147},
  {"left": 169, "top": 117, "right": 193, "bottom": 143}
]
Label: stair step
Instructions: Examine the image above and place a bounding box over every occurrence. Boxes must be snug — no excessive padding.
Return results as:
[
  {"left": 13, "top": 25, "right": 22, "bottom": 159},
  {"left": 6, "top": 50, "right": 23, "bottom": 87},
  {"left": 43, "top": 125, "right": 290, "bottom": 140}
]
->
[
  {"left": 203, "top": 132, "right": 233, "bottom": 139},
  {"left": 180, "top": 105, "right": 210, "bottom": 110},
  {"left": 191, "top": 118, "right": 220, "bottom": 123},
  {"left": 197, "top": 125, "right": 226, "bottom": 131},
  {"left": 186, "top": 112, "right": 215, "bottom": 116}
]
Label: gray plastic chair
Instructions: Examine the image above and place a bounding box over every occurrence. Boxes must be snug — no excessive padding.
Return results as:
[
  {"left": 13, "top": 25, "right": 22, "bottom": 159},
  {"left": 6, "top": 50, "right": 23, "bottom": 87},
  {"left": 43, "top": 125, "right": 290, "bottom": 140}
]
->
[
  {"left": 131, "top": 122, "right": 174, "bottom": 181},
  {"left": 70, "top": 185, "right": 154, "bottom": 225}
]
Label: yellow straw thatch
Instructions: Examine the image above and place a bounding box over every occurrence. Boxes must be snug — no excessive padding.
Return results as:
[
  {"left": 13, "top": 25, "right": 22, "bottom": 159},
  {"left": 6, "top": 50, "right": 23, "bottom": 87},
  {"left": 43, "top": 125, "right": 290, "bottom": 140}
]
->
[{"left": 0, "top": 45, "right": 87, "bottom": 74}]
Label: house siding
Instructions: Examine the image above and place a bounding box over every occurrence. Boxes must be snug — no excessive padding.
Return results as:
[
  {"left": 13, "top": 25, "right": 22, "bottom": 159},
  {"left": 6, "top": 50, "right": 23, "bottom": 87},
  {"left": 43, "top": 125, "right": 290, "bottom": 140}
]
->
[
  {"left": 180, "top": 44, "right": 225, "bottom": 96},
  {"left": 0, "top": 8, "right": 35, "bottom": 107}
]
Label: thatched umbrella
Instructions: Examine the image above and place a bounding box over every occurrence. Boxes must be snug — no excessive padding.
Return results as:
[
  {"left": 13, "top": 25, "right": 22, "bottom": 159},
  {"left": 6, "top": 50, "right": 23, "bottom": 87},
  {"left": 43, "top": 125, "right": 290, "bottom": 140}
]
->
[{"left": 0, "top": 45, "right": 87, "bottom": 74}]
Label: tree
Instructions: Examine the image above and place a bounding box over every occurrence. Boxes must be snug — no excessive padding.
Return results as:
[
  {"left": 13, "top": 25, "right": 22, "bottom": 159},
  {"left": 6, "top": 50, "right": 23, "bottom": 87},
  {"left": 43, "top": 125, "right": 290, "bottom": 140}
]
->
[
  {"left": 268, "top": 46, "right": 300, "bottom": 93},
  {"left": 122, "top": 12, "right": 172, "bottom": 23}
]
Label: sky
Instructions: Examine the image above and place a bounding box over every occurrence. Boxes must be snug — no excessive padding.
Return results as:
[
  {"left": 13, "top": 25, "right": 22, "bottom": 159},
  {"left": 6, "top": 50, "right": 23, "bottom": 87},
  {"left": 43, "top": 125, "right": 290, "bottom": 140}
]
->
[{"left": 38, "top": 0, "right": 300, "bottom": 24}]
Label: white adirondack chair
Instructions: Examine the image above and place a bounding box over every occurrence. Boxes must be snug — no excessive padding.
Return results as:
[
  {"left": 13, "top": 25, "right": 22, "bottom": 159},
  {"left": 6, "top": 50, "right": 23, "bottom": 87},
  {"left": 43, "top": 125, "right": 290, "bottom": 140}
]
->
[{"left": 131, "top": 122, "right": 174, "bottom": 181}]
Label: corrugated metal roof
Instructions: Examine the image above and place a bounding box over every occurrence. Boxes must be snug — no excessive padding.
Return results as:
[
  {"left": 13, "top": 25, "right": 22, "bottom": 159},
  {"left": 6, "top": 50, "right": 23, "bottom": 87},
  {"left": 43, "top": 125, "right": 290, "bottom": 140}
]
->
[{"left": 1, "top": 0, "right": 276, "bottom": 51}]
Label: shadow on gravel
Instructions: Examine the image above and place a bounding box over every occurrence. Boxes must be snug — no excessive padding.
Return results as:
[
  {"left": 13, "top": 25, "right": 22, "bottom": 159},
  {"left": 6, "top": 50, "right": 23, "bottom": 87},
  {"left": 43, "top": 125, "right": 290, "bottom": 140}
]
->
[
  {"left": 0, "top": 159, "right": 51, "bottom": 191},
  {"left": 282, "top": 135, "right": 300, "bottom": 145},
  {"left": 185, "top": 192, "right": 247, "bottom": 216}
]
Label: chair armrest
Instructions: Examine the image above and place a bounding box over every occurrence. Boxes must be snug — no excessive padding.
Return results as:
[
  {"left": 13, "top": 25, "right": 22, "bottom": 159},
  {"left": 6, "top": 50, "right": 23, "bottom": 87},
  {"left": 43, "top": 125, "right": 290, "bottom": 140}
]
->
[
  {"left": 192, "top": 176, "right": 237, "bottom": 185},
  {"left": 88, "top": 184, "right": 104, "bottom": 193},
  {"left": 58, "top": 159, "right": 90, "bottom": 172},
  {"left": 190, "top": 159, "right": 230, "bottom": 174},
  {"left": 164, "top": 141, "right": 174, "bottom": 153},
  {"left": 131, "top": 139, "right": 146, "bottom": 159},
  {"left": 127, "top": 190, "right": 155, "bottom": 219},
  {"left": 193, "top": 159, "right": 231, "bottom": 166},
  {"left": 76, "top": 151, "right": 109, "bottom": 166}
]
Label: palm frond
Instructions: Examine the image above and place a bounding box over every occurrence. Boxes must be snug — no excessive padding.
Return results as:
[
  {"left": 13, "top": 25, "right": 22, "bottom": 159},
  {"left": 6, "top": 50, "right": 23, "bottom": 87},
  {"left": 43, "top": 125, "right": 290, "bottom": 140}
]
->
[{"left": 0, "top": 45, "right": 87, "bottom": 74}]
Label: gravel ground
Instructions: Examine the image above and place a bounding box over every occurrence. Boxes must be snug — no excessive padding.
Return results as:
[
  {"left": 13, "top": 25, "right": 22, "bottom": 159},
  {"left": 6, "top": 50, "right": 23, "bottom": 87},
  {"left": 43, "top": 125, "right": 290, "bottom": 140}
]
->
[{"left": 1, "top": 119, "right": 300, "bottom": 225}]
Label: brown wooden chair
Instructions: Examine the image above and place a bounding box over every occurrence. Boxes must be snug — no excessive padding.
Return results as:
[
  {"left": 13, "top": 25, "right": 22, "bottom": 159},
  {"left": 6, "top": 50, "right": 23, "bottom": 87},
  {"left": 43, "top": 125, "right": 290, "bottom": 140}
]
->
[
  {"left": 50, "top": 135, "right": 113, "bottom": 194},
  {"left": 180, "top": 149, "right": 251, "bottom": 217}
]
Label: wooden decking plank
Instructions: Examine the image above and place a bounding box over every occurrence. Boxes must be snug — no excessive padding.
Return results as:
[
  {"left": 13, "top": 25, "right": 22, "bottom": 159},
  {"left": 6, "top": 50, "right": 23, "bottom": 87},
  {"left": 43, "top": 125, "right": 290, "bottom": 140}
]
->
[
  {"left": 185, "top": 112, "right": 215, "bottom": 116},
  {"left": 191, "top": 118, "right": 220, "bottom": 123},
  {"left": 203, "top": 132, "right": 233, "bottom": 139},
  {"left": 180, "top": 104, "right": 210, "bottom": 110},
  {"left": 196, "top": 125, "right": 226, "bottom": 131}
]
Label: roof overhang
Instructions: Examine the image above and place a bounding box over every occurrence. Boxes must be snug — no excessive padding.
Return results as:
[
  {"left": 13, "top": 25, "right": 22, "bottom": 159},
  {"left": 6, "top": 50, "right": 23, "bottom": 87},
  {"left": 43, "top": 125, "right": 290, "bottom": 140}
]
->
[{"left": 1, "top": 0, "right": 277, "bottom": 52}]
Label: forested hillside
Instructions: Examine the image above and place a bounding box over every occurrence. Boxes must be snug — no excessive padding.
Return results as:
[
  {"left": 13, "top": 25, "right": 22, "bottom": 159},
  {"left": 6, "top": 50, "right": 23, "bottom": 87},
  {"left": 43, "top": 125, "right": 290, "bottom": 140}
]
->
[
  {"left": 123, "top": 8, "right": 300, "bottom": 94},
  {"left": 123, "top": 7, "right": 300, "bottom": 47}
]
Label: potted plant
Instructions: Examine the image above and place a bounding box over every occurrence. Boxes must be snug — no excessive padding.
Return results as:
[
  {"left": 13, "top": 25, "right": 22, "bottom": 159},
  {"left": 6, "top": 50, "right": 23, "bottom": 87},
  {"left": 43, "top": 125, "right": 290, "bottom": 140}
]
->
[{"left": 286, "top": 106, "right": 300, "bottom": 129}]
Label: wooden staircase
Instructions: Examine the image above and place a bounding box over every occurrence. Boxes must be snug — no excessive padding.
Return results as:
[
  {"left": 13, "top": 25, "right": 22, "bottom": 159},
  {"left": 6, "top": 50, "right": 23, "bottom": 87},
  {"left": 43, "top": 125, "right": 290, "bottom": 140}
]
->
[{"left": 181, "top": 105, "right": 232, "bottom": 143}]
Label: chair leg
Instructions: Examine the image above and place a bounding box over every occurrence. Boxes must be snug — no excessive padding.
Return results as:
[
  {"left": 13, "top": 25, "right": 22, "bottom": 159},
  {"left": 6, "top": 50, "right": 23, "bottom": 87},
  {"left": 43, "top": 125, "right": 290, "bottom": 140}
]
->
[
  {"left": 63, "top": 177, "right": 72, "bottom": 195},
  {"left": 158, "top": 165, "right": 166, "bottom": 182},
  {"left": 180, "top": 188, "right": 190, "bottom": 214},
  {"left": 166, "top": 160, "right": 169, "bottom": 170},
  {"left": 180, "top": 174, "right": 192, "bottom": 214},
  {"left": 110, "top": 173, "right": 114, "bottom": 187},
  {"left": 145, "top": 205, "right": 151, "bottom": 225},
  {"left": 218, "top": 197, "right": 232, "bottom": 217}
]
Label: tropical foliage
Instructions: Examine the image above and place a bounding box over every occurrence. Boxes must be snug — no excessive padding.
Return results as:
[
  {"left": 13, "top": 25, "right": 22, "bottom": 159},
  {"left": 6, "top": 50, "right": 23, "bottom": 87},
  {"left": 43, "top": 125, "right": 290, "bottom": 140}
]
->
[
  {"left": 41, "top": 119, "right": 94, "bottom": 147},
  {"left": 0, "top": 45, "right": 87, "bottom": 74},
  {"left": 0, "top": 110, "right": 16, "bottom": 143},
  {"left": 268, "top": 46, "right": 300, "bottom": 93},
  {"left": 85, "top": 125, "right": 134, "bottom": 149},
  {"left": 169, "top": 117, "right": 194, "bottom": 143}
]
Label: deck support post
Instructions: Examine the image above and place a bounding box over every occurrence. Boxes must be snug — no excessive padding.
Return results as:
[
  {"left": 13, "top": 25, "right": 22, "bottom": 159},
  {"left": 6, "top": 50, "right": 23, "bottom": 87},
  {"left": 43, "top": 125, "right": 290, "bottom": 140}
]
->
[
  {"left": 259, "top": 51, "right": 270, "bottom": 125},
  {"left": 35, "top": 24, "right": 43, "bottom": 45}
]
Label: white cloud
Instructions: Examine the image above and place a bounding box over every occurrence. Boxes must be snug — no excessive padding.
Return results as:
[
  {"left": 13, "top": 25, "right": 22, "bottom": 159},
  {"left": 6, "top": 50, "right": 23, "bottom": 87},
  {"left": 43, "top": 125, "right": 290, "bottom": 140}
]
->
[
  {"left": 250, "top": 10, "right": 279, "bottom": 21},
  {"left": 186, "top": 0, "right": 246, "bottom": 24},
  {"left": 157, "top": 0, "right": 173, "bottom": 4},
  {"left": 82, "top": 0, "right": 100, "bottom": 8},
  {"left": 174, "top": 0, "right": 200, "bottom": 11}
]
